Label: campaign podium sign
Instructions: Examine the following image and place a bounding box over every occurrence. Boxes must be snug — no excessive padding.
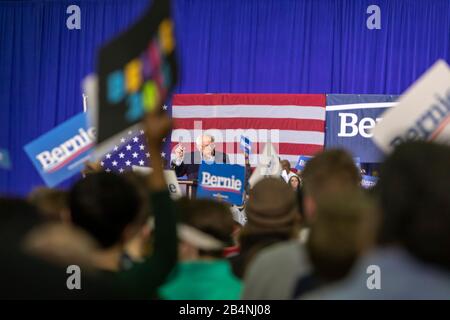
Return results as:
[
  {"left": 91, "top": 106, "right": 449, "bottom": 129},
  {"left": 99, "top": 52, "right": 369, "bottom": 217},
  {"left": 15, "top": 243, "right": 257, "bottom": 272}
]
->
[
  {"left": 197, "top": 163, "right": 246, "bottom": 205},
  {"left": 24, "top": 112, "right": 95, "bottom": 187}
]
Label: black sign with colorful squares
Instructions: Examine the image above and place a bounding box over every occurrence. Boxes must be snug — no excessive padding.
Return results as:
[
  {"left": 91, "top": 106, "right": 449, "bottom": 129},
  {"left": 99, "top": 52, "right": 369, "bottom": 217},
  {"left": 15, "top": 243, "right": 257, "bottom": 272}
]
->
[{"left": 97, "top": 0, "right": 177, "bottom": 150}]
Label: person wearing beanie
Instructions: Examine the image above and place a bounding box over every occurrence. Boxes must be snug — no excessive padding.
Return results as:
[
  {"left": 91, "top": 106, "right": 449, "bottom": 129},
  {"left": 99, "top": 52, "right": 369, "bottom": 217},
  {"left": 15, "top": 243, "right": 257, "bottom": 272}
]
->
[{"left": 229, "top": 178, "right": 301, "bottom": 279}]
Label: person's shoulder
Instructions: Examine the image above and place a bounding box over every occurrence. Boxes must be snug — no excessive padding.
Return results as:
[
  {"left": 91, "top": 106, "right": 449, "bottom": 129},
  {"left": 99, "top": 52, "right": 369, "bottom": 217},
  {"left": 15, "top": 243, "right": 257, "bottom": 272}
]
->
[{"left": 248, "top": 240, "right": 305, "bottom": 271}]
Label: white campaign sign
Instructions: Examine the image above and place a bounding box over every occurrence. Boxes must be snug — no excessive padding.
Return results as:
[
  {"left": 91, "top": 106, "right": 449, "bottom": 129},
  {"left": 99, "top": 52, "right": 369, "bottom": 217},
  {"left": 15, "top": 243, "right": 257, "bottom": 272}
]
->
[
  {"left": 372, "top": 60, "right": 450, "bottom": 153},
  {"left": 132, "top": 166, "right": 183, "bottom": 199},
  {"left": 248, "top": 142, "right": 281, "bottom": 188}
]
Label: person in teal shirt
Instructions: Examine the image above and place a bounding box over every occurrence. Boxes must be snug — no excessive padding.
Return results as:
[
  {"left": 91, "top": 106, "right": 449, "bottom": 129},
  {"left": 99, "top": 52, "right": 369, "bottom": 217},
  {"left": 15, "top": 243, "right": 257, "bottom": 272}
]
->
[{"left": 159, "top": 199, "right": 242, "bottom": 300}]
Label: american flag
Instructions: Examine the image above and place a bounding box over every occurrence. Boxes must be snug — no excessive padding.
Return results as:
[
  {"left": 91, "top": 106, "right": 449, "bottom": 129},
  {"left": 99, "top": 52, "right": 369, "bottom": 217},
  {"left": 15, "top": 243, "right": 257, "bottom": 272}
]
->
[
  {"left": 171, "top": 94, "right": 326, "bottom": 166},
  {"left": 100, "top": 106, "right": 170, "bottom": 173}
]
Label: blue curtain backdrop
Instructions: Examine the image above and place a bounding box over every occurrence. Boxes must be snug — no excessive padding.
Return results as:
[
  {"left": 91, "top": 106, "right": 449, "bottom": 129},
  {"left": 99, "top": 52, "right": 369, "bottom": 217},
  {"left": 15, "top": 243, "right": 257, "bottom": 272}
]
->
[{"left": 1, "top": 0, "right": 449, "bottom": 195}]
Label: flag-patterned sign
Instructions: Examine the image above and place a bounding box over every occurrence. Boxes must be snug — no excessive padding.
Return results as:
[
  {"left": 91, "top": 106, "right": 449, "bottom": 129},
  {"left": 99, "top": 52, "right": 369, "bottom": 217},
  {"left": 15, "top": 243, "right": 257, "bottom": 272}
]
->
[
  {"left": 171, "top": 94, "right": 326, "bottom": 166},
  {"left": 240, "top": 136, "right": 252, "bottom": 156}
]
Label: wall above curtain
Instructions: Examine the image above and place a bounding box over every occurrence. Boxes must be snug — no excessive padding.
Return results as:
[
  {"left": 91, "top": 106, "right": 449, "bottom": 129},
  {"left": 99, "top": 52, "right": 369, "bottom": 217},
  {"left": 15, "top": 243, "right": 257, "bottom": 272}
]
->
[{"left": 1, "top": 0, "right": 449, "bottom": 195}]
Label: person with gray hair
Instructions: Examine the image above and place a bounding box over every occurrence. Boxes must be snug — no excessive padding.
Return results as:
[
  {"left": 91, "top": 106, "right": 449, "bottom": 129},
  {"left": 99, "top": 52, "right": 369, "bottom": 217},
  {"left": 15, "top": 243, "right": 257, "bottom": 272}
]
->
[{"left": 171, "top": 134, "right": 229, "bottom": 179}]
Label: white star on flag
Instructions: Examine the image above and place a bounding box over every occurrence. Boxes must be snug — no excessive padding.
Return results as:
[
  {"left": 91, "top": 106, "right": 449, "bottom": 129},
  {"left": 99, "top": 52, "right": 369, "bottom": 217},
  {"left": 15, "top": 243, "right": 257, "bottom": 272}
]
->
[
  {"left": 132, "top": 152, "right": 138, "bottom": 158},
  {"left": 161, "top": 152, "right": 166, "bottom": 157},
  {"left": 105, "top": 168, "right": 111, "bottom": 172},
  {"left": 139, "top": 160, "right": 145, "bottom": 166},
  {"left": 128, "top": 131, "right": 133, "bottom": 135},
  {"left": 113, "top": 145, "right": 118, "bottom": 151},
  {"left": 162, "top": 138, "right": 166, "bottom": 142},
  {"left": 133, "top": 137, "right": 139, "bottom": 143},
  {"left": 140, "top": 130, "right": 144, "bottom": 135},
  {"left": 119, "top": 153, "right": 125, "bottom": 159},
  {"left": 125, "top": 160, "right": 131, "bottom": 166},
  {"left": 163, "top": 105, "right": 168, "bottom": 110},
  {"left": 119, "top": 168, "right": 124, "bottom": 173},
  {"left": 106, "top": 153, "right": 111, "bottom": 159},
  {"left": 112, "top": 161, "right": 118, "bottom": 166},
  {"left": 100, "top": 161, "right": 104, "bottom": 166},
  {"left": 120, "top": 138, "right": 126, "bottom": 143},
  {"left": 126, "top": 145, "right": 132, "bottom": 151},
  {"left": 139, "top": 144, "right": 145, "bottom": 150},
  {"left": 145, "top": 152, "right": 150, "bottom": 158}
]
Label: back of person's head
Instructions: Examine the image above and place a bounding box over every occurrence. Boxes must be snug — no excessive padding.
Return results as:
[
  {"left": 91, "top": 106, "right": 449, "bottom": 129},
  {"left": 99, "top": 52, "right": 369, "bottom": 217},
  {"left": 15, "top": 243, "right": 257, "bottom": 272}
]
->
[
  {"left": 302, "top": 149, "right": 360, "bottom": 199},
  {"left": 234, "top": 178, "right": 301, "bottom": 277},
  {"left": 280, "top": 159, "right": 291, "bottom": 171},
  {"left": 0, "top": 198, "right": 42, "bottom": 248},
  {"left": 28, "top": 187, "right": 68, "bottom": 222},
  {"left": 122, "top": 171, "right": 152, "bottom": 220},
  {"left": 307, "top": 191, "right": 378, "bottom": 282},
  {"left": 244, "top": 177, "right": 300, "bottom": 237},
  {"left": 301, "top": 149, "right": 360, "bottom": 224},
  {"left": 377, "top": 141, "right": 450, "bottom": 270},
  {"left": 296, "top": 186, "right": 306, "bottom": 223},
  {"left": 177, "top": 198, "right": 234, "bottom": 258},
  {"left": 69, "top": 172, "right": 141, "bottom": 248}
]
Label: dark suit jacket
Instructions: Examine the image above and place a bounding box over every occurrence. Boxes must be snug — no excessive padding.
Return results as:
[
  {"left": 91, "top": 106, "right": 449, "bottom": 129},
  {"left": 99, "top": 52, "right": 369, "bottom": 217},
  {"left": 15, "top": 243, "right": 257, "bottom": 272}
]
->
[{"left": 171, "top": 151, "right": 229, "bottom": 180}]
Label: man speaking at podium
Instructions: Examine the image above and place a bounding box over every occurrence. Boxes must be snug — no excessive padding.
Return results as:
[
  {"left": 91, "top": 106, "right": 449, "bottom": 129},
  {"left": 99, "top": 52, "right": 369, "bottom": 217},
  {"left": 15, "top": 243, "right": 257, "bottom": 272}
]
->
[{"left": 171, "top": 134, "right": 229, "bottom": 179}]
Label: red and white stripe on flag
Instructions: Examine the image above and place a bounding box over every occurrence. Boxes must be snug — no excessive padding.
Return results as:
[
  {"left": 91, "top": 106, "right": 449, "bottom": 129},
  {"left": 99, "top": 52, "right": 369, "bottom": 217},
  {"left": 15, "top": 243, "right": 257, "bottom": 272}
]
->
[{"left": 171, "top": 94, "right": 326, "bottom": 165}]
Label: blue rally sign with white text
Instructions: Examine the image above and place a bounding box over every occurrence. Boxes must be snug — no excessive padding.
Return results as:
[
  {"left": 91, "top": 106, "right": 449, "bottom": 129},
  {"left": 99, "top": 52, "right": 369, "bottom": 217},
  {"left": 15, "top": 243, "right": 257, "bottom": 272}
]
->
[
  {"left": 24, "top": 113, "right": 95, "bottom": 187},
  {"left": 295, "top": 155, "right": 312, "bottom": 171},
  {"left": 361, "top": 175, "right": 379, "bottom": 189},
  {"left": 197, "top": 163, "right": 246, "bottom": 205},
  {"left": 325, "top": 94, "right": 398, "bottom": 163}
]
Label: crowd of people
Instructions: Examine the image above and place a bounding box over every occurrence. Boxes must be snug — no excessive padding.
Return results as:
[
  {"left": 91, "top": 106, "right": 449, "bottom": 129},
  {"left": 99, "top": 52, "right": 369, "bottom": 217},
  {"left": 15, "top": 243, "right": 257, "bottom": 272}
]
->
[{"left": 1, "top": 108, "right": 450, "bottom": 300}]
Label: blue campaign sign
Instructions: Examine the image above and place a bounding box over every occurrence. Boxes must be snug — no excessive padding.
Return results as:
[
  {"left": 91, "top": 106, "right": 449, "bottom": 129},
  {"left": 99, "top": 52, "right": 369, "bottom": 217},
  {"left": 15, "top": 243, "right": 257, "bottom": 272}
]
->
[
  {"left": 0, "top": 148, "right": 11, "bottom": 169},
  {"left": 361, "top": 175, "right": 379, "bottom": 189},
  {"left": 197, "top": 162, "right": 246, "bottom": 205},
  {"left": 325, "top": 94, "right": 399, "bottom": 163},
  {"left": 24, "top": 113, "right": 96, "bottom": 187},
  {"left": 295, "top": 155, "right": 312, "bottom": 171}
]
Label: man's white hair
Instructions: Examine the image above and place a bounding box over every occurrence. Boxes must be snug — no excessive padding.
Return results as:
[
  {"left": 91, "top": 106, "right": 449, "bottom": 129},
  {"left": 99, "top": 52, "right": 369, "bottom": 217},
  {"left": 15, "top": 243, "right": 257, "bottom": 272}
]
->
[{"left": 196, "top": 134, "right": 215, "bottom": 148}]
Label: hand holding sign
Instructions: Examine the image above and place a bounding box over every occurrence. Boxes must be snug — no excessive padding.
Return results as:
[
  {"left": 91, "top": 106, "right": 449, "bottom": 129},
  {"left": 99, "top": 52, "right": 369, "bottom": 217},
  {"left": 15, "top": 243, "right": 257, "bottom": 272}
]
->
[
  {"left": 142, "top": 108, "right": 172, "bottom": 190},
  {"left": 81, "top": 160, "right": 102, "bottom": 177},
  {"left": 143, "top": 109, "right": 172, "bottom": 148}
]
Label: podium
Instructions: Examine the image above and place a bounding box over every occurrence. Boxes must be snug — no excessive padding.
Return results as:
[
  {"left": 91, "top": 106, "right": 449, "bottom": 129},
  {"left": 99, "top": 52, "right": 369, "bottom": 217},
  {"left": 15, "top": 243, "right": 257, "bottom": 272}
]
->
[{"left": 178, "top": 179, "right": 198, "bottom": 199}]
